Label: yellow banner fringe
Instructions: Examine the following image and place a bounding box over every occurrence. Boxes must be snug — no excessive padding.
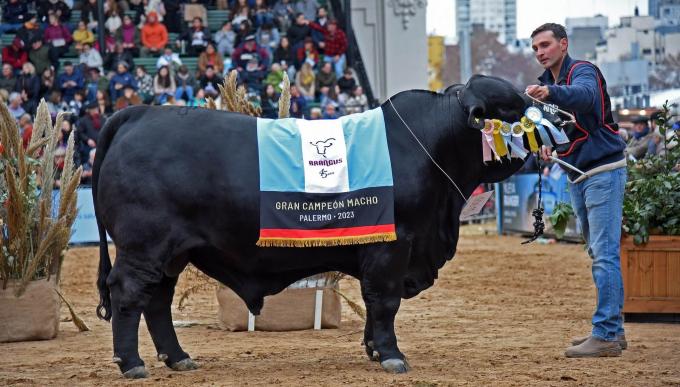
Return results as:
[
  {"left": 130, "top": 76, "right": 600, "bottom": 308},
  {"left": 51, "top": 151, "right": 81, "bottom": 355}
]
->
[{"left": 256, "top": 232, "right": 397, "bottom": 247}]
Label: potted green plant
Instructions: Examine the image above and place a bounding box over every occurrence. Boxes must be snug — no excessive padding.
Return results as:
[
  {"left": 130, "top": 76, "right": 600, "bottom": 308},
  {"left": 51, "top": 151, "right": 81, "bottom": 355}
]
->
[
  {"left": 0, "top": 100, "right": 82, "bottom": 342},
  {"left": 619, "top": 102, "right": 679, "bottom": 313}
]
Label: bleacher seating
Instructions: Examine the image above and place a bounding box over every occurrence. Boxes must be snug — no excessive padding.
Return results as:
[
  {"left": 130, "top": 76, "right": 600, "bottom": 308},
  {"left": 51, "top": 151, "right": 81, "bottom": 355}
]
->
[
  {"left": 207, "top": 10, "right": 230, "bottom": 32},
  {"left": 1, "top": 34, "right": 15, "bottom": 47}
]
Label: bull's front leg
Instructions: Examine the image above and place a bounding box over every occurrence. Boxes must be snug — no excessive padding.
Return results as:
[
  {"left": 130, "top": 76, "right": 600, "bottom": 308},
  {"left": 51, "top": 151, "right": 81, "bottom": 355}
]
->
[{"left": 359, "top": 241, "right": 411, "bottom": 373}]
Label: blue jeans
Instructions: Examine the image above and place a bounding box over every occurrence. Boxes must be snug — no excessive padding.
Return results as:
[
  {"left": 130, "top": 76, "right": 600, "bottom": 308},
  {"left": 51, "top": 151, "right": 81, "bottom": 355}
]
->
[
  {"left": 175, "top": 86, "right": 194, "bottom": 103},
  {"left": 569, "top": 167, "right": 627, "bottom": 341},
  {"left": 323, "top": 54, "right": 346, "bottom": 78}
]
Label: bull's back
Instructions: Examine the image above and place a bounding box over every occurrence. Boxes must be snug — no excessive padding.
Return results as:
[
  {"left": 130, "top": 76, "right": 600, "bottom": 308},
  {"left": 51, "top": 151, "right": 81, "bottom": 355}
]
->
[{"left": 97, "top": 106, "right": 261, "bottom": 245}]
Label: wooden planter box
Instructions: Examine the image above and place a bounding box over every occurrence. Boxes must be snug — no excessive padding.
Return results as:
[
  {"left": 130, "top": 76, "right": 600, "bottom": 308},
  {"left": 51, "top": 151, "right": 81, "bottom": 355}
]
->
[
  {"left": 621, "top": 235, "right": 680, "bottom": 313},
  {"left": 0, "top": 278, "right": 60, "bottom": 343}
]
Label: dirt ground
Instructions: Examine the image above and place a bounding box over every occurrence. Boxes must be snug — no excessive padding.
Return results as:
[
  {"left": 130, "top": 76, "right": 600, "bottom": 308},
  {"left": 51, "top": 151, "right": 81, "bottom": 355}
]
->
[{"left": 2, "top": 225, "right": 679, "bottom": 386}]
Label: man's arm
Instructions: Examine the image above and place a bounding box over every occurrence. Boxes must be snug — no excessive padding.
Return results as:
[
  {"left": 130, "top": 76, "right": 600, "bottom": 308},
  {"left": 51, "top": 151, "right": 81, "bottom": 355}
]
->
[{"left": 546, "top": 64, "right": 597, "bottom": 113}]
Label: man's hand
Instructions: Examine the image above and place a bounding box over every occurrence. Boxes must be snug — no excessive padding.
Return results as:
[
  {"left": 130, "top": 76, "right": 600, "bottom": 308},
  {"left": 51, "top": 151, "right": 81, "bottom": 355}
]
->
[
  {"left": 540, "top": 145, "right": 552, "bottom": 161},
  {"left": 87, "top": 139, "right": 96, "bottom": 148},
  {"left": 526, "top": 85, "right": 550, "bottom": 101}
]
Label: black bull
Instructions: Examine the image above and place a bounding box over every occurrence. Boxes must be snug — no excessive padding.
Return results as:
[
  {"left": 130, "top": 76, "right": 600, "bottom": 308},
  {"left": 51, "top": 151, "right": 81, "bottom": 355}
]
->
[{"left": 93, "top": 75, "right": 530, "bottom": 378}]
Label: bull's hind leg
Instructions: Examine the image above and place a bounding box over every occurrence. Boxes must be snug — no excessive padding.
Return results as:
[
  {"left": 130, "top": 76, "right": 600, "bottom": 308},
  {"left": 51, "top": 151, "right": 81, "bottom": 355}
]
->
[
  {"left": 361, "top": 292, "right": 379, "bottom": 361},
  {"left": 359, "top": 241, "right": 411, "bottom": 373},
  {"left": 110, "top": 287, "right": 147, "bottom": 378},
  {"left": 143, "top": 274, "right": 199, "bottom": 372}
]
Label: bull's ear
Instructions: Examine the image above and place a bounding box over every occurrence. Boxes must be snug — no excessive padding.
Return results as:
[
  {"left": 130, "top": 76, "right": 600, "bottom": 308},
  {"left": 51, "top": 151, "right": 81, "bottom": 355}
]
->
[{"left": 468, "top": 105, "right": 485, "bottom": 129}]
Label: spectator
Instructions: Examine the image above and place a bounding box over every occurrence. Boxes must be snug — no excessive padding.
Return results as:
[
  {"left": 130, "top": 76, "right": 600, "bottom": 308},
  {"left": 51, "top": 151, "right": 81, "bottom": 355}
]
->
[
  {"left": 38, "top": 0, "right": 71, "bottom": 25},
  {"left": 231, "top": 3, "right": 251, "bottom": 27},
  {"left": 46, "top": 90, "right": 68, "bottom": 116},
  {"left": 85, "top": 67, "right": 109, "bottom": 104},
  {"left": 315, "top": 61, "right": 336, "bottom": 96},
  {"left": 57, "top": 117, "right": 75, "bottom": 151},
  {"left": 296, "top": 0, "right": 319, "bottom": 21},
  {"left": 344, "top": 86, "right": 368, "bottom": 114},
  {"left": 273, "top": 0, "right": 295, "bottom": 32},
  {"left": 287, "top": 12, "right": 311, "bottom": 48},
  {"left": 0, "top": 64, "right": 17, "bottom": 95},
  {"left": 7, "top": 92, "right": 26, "bottom": 121},
  {"left": 39, "top": 67, "right": 56, "bottom": 99},
  {"left": 14, "top": 62, "right": 40, "bottom": 114},
  {"left": 322, "top": 103, "right": 339, "bottom": 119},
  {"left": 199, "top": 65, "right": 223, "bottom": 99},
  {"left": 310, "top": 6, "right": 329, "bottom": 43},
  {"left": 80, "top": 0, "right": 101, "bottom": 30},
  {"left": 115, "top": 84, "right": 143, "bottom": 110},
  {"left": 215, "top": 21, "right": 237, "bottom": 56},
  {"left": 96, "top": 89, "right": 113, "bottom": 116},
  {"left": 295, "top": 37, "right": 319, "bottom": 70},
  {"left": 109, "top": 61, "right": 137, "bottom": 102},
  {"left": 153, "top": 65, "right": 176, "bottom": 104},
  {"left": 2, "top": 37, "right": 28, "bottom": 73},
  {"left": 141, "top": 11, "right": 168, "bottom": 57},
  {"left": 319, "top": 84, "right": 340, "bottom": 112},
  {"left": 73, "top": 20, "right": 95, "bottom": 52},
  {"left": 273, "top": 36, "right": 294, "bottom": 68},
  {"left": 94, "top": 31, "right": 117, "bottom": 56},
  {"left": 17, "top": 13, "right": 42, "bottom": 49},
  {"left": 69, "top": 90, "right": 85, "bottom": 117},
  {"left": 29, "top": 38, "right": 51, "bottom": 76},
  {"left": 57, "top": 61, "right": 85, "bottom": 103},
  {"left": 289, "top": 84, "right": 306, "bottom": 118},
  {"left": 188, "top": 88, "right": 207, "bottom": 107},
  {"left": 253, "top": 0, "right": 274, "bottom": 28},
  {"left": 179, "top": 17, "right": 211, "bottom": 56},
  {"left": 162, "top": 0, "right": 182, "bottom": 33},
  {"left": 256, "top": 23, "right": 281, "bottom": 58},
  {"left": 80, "top": 149, "right": 96, "bottom": 186},
  {"left": 183, "top": 0, "right": 207, "bottom": 26},
  {"left": 145, "top": 0, "right": 167, "bottom": 23},
  {"left": 264, "top": 62, "right": 285, "bottom": 92},
  {"left": 105, "top": 42, "right": 134, "bottom": 72},
  {"left": 309, "top": 106, "right": 322, "bottom": 119},
  {"left": 198, "top": 43, "right": 225, "bottom": 76},
  {"left": 18, "top": 113, "right": 33, "bottom": 148},
  {"left": 53, "top": 147, "right": 67, "bottom": 187},
  {"left": 260, "top": 83, "right": 279, "bottom": 119},
  {"left": 134, "top": 65, "right": 154, "bottom": 103},
  {"left": 241, "top": 57, "right": 266, "bottom": 93},
  {"left": 295, "top": 61, "right": 315, "bottom": 101},
  {"left": 44, "top": 14, "right": 73, "bottom": 71},
  {"left": 105, "top": 9, "right": 123, "bottom": 35},
  {"left": 337, "top": 67, "right": 356, "bottom": 96},
  {"left": 234, "top": 19, "right": 254, "bottom": 48},
  {"left": 309, "top": 20, "right": 347, "bottom": 78},
  {"left": 78, "top": 101, "right": 107, "bottom": 160},
  {"left": 120, "top": 15, "right": 139, "bottom": 56},
  {"left": 156, "top": 47, "right": 182, "bottom": 72},
  {"left": 232, "top": 35, "right": 270, "bottom": 73},
  {"left": 174, "top": 65, "right": 196, "bottom": 103},
  {"left": 1, "top": 0, "right": 29, "bottom": 34},
  {"left": 626, "top": 117, "right": 656, "bottom": 160},
  {"left": 79, "top": 42, "right": 104, "bottom": 71}
]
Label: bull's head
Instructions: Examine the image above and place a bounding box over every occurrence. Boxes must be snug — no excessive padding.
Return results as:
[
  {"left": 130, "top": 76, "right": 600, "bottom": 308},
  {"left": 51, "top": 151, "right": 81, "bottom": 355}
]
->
[{"left": 447, "top": 75, "right": 529, "bottom": 129}]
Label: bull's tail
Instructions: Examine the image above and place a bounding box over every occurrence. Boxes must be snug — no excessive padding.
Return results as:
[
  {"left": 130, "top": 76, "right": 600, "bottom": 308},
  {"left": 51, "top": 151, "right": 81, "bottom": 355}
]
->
[{"left": 93, "top": 108, "right": 133, "bottom": 321}]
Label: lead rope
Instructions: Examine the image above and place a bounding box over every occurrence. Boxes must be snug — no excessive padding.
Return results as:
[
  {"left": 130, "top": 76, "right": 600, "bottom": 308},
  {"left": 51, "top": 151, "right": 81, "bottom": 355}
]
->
[
  {"left": 388, "top": 98, "right": 469, "bottom": 204},
  {"left": 522, "top": 156, "right": 545, "bottom": 244}
]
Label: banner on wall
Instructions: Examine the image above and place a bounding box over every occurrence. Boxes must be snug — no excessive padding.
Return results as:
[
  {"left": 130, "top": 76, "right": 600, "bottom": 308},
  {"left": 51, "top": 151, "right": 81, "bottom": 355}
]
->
[
  {"left": 52, "top": 188, "right": 110, "bottom": 245},
  {"left": 496, "top": 170, "right": 581, "bottom": 240}
]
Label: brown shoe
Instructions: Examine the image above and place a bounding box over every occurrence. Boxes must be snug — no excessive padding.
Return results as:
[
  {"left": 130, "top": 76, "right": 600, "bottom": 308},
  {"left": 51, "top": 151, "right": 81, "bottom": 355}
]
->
[
  {"left": 571, "top": 334, "right": 627, "bottom": 350},
  {"left": 565, "top": 336, "right": 622, "bottom": 358}
]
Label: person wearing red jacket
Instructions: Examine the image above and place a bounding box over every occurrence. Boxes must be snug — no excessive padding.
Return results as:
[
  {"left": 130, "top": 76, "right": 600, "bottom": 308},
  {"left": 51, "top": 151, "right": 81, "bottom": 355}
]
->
[
  {"left": 308, "top": 19, "right": 347, "bottom": 78},
  {"left": 1, "top": 37, "right": 28, "bottom": 73}
]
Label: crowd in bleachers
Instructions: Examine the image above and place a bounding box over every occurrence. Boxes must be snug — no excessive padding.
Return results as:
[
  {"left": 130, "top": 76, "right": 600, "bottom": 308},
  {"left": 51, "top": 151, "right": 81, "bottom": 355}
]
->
[{"left": 0, "top": 0, "right": 370, "bottom": 185}]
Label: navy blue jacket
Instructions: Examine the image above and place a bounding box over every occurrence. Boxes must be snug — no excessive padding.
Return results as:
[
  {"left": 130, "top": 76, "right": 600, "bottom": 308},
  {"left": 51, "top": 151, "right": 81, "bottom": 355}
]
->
[{"left": 538, "top": 55, "right": 625, "bottom": 179}]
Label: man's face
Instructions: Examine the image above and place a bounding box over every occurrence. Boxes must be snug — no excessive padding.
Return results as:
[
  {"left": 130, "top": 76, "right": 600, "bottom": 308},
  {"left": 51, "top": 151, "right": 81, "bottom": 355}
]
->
[
  {"left": 318, "top": 8, "right": 327, "bottom": 18},
  {"left": 32, "top": 40, "right": 42, "bottom": 50},
  {"left": 531, "top": 30, "right": 567, "bottom": 69},
  {"left": 297, "top": 15, "right": 305, "bottom": 25},
  {"left": 633, "top": 122, "right": 647, "bottom": 133},
  {"left": 164, "top": 48, "right": 172, "bottom": 57},
  {"left": 328, "top": 23, "right": 336, "bottom": 33},
  {"left": 117, "top": 64, "right": 126, "bottom": 73},
  {"left": 2, "top": 65, "right": 12, "bottom": 77},
  {"left": 65, "top": 65, "right": 73, "bottom": 75}
]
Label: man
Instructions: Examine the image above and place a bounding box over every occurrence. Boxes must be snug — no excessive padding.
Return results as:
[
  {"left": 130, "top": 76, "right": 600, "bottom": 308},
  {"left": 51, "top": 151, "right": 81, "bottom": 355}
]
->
[
  {"left": 141, "top": 11, "right": 168, "bottom": 57},
  {"left": 79, "top": 42, "right": 104, "bottom": 71},
  {"left": 2, "top": 37, "right": 28, "bottom": 73},
  {"left": 156, "top": 47, "right": 182, "bottom": 72},
  {"left": 626, "top": 117, "right": 656, "bottom": 160},
  {"left": 526, "top": 23, "right": 627, "bottom": 358},
  {"left": 57, "top": 61, "right": 84, "bottom": 103},
  {"left": 7, "top": 92, "right": 26, "bottom": 121},
  {"left": 77, "top": 101, "right": 106, "bottom": 161},
  {"left": 198, "top": 65, "right": 223, "bottom": 99},
  {"left": 231, "top": 35, "right": 270, "bottom": 75},
  {"left": 0, "top": 64, "right": 17, "bottom": 95},
  {"left": 109, "top": 62, "right": 137, "bottom": 102},
  {"left": 28, "top": 37, "right": 51, "bottom": 76},
  {"left": 308, "top": 19, "right": 347, "bottom": 78},
  {"left": 1, "top": 0, "right": 29, "bottom": 34}
]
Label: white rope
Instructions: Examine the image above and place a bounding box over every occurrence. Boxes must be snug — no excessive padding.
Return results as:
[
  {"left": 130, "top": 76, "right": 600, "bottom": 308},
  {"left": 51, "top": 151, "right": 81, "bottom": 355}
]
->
[{"left": 388, "top": 98, "right": 468, "bottom": 204}]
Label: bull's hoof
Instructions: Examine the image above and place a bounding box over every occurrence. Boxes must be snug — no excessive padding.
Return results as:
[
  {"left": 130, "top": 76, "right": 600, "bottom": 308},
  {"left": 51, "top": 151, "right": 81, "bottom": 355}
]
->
[
  {"left": 123, "top": 366, "right": 149, "bottom": 379},
  {"left": 364, "top": 341, "right": 380, "bottom": 362},
  {"left": 170, "top": 357, "right": 200, "bottom": 371},
  {"left": 380, "top": 358, "right": 410, "bottom": 374}
]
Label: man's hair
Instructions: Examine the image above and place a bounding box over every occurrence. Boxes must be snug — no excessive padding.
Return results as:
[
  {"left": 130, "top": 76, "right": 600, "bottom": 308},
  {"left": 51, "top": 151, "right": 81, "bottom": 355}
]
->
[{"left": 530, "top": 23, "right": 567, "bottom": 40}]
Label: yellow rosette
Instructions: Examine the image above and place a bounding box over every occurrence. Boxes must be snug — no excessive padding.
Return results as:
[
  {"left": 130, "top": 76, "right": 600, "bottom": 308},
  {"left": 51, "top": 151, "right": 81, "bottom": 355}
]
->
[
  {"left": 521, "top": 116, "right": 540, "bottom": 153},
  {"left": 491, "top": 119, "right": 508, "bottom": 157}
]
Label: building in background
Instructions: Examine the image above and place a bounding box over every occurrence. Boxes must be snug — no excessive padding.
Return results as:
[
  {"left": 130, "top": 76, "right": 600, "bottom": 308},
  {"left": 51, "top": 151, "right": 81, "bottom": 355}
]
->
[
  {"left": 456, "top": 0, "right": 517, "bottom": 45},
  {"left": 650, "top": 0, "right": 680, "bottom": 26},
  {"left": 566, "top": 15, "right": 608, "bottom": 61}
]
